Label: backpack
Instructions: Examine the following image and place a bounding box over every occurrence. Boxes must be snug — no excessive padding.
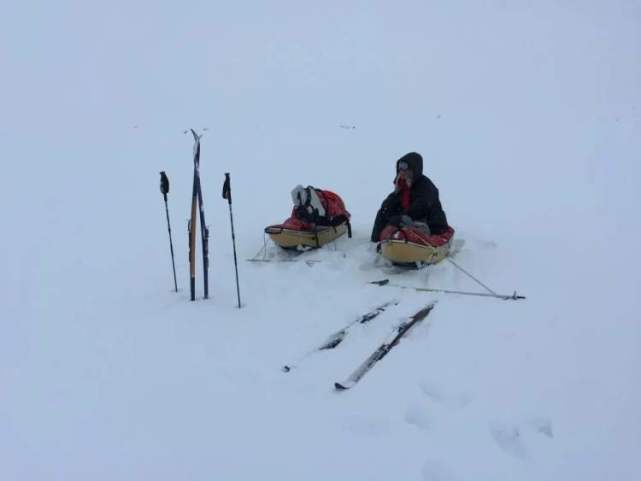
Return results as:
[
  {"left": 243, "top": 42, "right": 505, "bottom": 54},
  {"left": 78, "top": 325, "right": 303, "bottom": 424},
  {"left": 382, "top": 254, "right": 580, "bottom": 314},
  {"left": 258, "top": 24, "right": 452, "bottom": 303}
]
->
[{"left": 290, "top": 185, "right": 351, "bottom": 230}]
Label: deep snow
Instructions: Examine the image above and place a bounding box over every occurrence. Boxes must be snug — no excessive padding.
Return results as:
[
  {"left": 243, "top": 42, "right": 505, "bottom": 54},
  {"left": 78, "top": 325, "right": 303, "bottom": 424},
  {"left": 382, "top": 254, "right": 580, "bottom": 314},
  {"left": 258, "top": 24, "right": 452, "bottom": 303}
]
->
[{"left": 2, "top": 1, "right": 640, "bottom": 480}]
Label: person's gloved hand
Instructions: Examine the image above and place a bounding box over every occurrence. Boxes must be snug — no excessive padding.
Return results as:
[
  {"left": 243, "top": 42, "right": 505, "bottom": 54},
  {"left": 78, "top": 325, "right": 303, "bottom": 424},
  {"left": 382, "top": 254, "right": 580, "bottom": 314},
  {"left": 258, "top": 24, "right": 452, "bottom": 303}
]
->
[
  {"left": 388, "top": 214, "right": 412, "bottom": 227},
  {"left": 388, "top": 215, "right": 402, "bottom": 227}
]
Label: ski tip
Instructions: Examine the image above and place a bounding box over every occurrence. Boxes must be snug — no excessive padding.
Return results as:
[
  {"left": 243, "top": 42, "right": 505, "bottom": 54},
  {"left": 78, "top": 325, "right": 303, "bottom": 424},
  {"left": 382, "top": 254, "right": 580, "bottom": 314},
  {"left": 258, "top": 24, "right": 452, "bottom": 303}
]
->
[
  {"left": 425, "top": 301, "right": 438, "bottom": 312},
  {"left": 334, "top": 382, "right": 351, "bottom": 391},
  {"left": 410, "top": 302, "right": 437, "bottom": 322},
  {"left": 188, "top": 128, "right": 202, "bottom": 141}
]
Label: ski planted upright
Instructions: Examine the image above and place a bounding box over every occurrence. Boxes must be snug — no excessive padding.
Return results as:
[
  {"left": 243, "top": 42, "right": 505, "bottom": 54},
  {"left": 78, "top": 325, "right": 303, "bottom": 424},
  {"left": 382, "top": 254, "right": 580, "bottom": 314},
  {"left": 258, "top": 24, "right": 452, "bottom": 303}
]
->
[
  {"left": 188, "top": 149, "right": 198, "bottom": 302},
  {"left": 282, "top": 299, "right": 400, "bottom": 372},
  {"left": 188, "top": 129, "right": 209, "bottom": 301},
  {"left": 191, "top": 129, "right": 209, "bottom": 299},
  {"left": 334, "top": 302, "right": 436, "bottom": 391}
]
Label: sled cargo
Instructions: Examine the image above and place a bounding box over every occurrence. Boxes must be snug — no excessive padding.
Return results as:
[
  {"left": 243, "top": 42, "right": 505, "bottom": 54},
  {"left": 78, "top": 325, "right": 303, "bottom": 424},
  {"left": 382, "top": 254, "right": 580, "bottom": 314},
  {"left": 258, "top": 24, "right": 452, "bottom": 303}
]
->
[
  {"left": 265, "top": 221, "right": 349, "bottom": 249},
  {"left": 379, "top": 225, "right": 455, "bottom": 265},
  {"left": 265, "top": 185, "right": 351, "bottom": 250}
]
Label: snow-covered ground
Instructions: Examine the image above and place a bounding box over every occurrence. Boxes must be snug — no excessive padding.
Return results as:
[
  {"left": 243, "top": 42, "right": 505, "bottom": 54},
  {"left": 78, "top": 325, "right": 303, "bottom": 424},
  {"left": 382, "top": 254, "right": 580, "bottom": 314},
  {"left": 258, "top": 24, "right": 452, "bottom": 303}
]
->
[{"left": 2, "top": 1, "right": 641, "bottom": 480}]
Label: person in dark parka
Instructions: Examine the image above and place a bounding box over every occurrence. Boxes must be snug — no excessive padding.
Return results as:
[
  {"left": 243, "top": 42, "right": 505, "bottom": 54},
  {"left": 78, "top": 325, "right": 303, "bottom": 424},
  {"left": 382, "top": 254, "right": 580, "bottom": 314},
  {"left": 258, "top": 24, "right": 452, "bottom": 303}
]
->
[{"left": 371, "top": 152, "right": 449, "bottom": 242}]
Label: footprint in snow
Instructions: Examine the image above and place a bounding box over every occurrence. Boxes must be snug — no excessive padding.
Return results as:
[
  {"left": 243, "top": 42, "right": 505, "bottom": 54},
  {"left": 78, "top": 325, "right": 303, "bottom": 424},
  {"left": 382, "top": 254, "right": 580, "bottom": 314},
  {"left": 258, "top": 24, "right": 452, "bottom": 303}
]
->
[
  {"left": 489, "top": 416, "right": 554, "bottom": 460},
  {"left": 489, "top": 421, "right": 527, "bottom": 459},
  {"left": 419, "top": 382, "right": 472, "bottom": 410},
  {"left": 406, "top": 384, "right": 470, "bottom": 432},
  {"left": 529, "top": 416, "right": 554, "bottom": 438},
  {"left": 404, "top": 402, "right": 432, "bottom": 431}
]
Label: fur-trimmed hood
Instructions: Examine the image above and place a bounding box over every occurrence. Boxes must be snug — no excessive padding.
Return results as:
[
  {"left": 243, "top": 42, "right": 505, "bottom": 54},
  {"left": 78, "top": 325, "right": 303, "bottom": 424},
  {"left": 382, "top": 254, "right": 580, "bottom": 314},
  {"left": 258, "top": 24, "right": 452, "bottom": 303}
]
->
[{"left": 396, "top": 152, "right": 423, "bottom": 178}]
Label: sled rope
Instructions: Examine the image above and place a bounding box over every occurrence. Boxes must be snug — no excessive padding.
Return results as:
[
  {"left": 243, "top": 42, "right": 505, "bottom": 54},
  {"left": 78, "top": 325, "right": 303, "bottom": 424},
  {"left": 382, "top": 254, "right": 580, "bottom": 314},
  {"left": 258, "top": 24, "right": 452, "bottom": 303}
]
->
[{"left": 446, "top": 258, "right": 497, "bottom": 296}]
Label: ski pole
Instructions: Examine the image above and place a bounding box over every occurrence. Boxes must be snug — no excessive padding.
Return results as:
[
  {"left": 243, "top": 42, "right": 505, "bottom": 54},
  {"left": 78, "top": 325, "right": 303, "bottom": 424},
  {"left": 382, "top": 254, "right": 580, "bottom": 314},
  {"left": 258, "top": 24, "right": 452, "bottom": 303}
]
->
[
  {"left": 222, "top": 173, "right": 242, "bottom": 308},
  {"left": 369, "top": 279, "right": 526, "bottom": 301},
  {"left": 159, "top": 171, "right": 178, "bottom": 292}
]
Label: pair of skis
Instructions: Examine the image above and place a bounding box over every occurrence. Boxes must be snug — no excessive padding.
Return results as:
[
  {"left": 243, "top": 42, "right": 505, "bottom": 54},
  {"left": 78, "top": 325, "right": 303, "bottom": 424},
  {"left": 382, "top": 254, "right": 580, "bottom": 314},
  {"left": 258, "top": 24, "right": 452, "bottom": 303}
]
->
[
  {"left": 282, "top": 299, "right": 400, "bottom": 372},
  {"left": 334, "top": 302, "right": 435, "bottom": 390},
  {"left": 282, "top": 300, "right": 437, "bottom": 391},
  {"left": 188, "top": 129, "right": 209, "bottom": 301}
]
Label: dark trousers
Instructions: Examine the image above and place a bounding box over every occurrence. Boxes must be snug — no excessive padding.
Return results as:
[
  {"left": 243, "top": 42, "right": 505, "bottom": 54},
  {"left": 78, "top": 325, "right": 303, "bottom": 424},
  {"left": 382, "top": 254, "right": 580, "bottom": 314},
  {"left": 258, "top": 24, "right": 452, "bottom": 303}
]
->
[{"left": 371, "top": 207, "right": 430, "bottom": 242}]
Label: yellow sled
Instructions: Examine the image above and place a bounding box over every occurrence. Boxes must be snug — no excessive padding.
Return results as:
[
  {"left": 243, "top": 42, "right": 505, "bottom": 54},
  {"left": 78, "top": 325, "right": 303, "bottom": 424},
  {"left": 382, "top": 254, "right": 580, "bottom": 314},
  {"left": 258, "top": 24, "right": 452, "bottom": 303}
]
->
[
  {"left": 380, "top": 239, "right": 451, "bottom": 265},
  {"left": 265, "top": 222, "right": 349, "bottom": 249}
]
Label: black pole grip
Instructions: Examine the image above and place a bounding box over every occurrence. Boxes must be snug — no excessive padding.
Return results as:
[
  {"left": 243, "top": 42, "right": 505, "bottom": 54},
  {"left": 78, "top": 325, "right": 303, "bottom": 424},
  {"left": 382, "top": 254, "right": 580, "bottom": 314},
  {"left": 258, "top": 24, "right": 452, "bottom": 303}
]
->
[
  {"left": 160, "top": 171, "right": 170, "bottom": 195},
  {"left": 222, "top": 172, "right": 232, "bottom": 203}
]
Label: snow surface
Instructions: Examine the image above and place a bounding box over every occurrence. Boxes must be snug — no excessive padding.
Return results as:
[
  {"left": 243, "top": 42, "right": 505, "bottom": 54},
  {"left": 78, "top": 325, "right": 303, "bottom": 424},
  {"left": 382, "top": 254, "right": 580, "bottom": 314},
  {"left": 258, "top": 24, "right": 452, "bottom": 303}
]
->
[{"left": 2, "top": 1, "right": 641, "bottom": 480}]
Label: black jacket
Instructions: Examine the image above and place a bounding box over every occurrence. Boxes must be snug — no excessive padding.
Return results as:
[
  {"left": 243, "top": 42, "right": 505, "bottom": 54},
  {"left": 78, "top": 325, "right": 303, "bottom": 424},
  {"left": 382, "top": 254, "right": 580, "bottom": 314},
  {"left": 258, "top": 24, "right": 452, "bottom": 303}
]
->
[{"left": 371, "top": 152, "right": 449, "bottom": 241}]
